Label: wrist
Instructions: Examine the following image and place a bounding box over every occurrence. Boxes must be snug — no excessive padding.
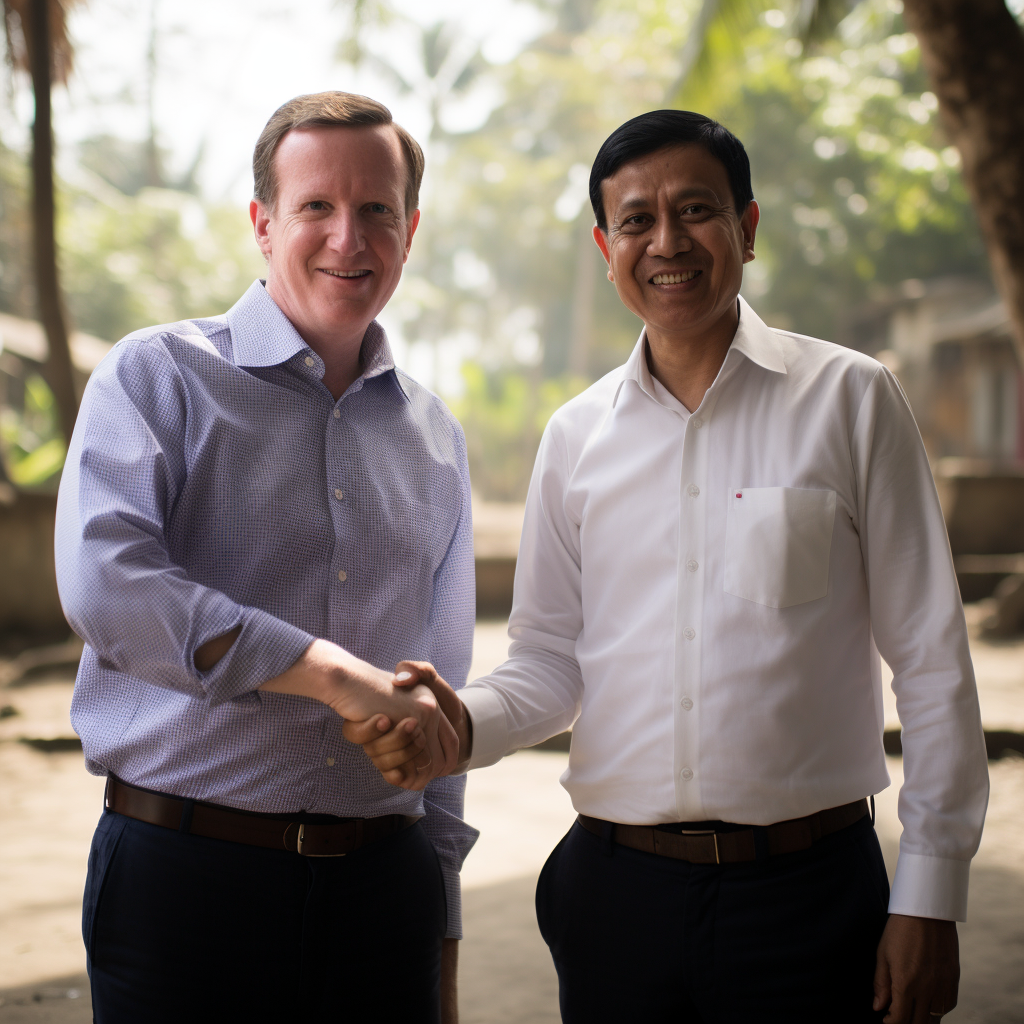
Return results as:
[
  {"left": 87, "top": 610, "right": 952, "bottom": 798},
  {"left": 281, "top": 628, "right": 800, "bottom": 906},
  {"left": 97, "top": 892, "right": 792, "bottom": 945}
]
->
[{"left": 455, "top": 703, "right": 473, "bottom": 771}]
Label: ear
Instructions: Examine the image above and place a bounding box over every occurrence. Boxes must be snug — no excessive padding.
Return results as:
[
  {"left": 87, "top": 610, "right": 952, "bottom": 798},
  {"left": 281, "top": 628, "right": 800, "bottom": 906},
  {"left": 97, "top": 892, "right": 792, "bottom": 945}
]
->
[
  {"left": 403, "top": 208, "right": 421, "bottom": 262},
  {"left": 740, "top": 200, "right": 760, "bottom": 264},
  {"left": 251, "top": 199, "right": 273, "bottom": 260},
  {"left": 592, "top": 224, "right": 614, "bottom": 282}
]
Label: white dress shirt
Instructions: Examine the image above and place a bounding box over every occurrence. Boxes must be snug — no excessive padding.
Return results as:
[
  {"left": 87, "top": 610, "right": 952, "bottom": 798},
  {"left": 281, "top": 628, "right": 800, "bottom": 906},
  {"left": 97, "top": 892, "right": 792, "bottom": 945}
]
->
[{"left": 462, "top": 297, "right": 988, "bottom": 922}]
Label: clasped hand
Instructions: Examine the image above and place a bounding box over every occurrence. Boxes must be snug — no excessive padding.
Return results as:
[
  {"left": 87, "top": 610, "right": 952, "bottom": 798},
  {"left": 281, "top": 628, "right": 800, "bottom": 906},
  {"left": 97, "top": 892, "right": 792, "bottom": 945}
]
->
[
  {"left": 342, "top": 661, "right": 467, "bottom": 791},
  {"left": 258, "top": 640, "right": 461, "bottom": 785}
]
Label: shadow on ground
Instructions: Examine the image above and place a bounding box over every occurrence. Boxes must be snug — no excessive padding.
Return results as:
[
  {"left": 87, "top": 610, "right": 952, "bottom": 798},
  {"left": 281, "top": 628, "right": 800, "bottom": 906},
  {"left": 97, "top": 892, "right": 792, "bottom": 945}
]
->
[{"left": 0, "top": 864, "right": 1020, "bottom": 1023}]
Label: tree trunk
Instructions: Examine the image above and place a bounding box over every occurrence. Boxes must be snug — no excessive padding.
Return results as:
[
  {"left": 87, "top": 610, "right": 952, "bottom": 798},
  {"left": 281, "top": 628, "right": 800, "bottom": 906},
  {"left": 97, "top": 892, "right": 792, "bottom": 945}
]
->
[
  {"left": 28, "top": 0, "right": 78, "bottom": 446},
  {"left": 901, "top": 0, "right": 1024, "bottom": 364}
]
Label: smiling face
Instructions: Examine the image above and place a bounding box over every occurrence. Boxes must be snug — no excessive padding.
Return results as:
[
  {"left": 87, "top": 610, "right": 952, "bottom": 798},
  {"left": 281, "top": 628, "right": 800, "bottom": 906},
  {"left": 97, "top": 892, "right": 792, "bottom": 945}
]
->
[
  {"left": 250, "top": 124, "right": 419, "bottom": 352},
  {"left": 593, "top": 143, "right": 758, "bottom": 350}
]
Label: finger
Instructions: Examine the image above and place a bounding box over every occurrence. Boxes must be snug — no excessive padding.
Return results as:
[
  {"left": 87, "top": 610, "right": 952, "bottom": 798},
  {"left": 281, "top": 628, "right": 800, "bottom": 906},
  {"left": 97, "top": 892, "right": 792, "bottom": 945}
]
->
[
  {"left": 884, "top": 988, "right": 911, "bottom": 1024},
  {"left": 370, "top": 742, "right": 428, "bottom": 772},
  {"left": 361, "top": 719, "right": 424, "bottom": 757},
  {"left": 341, "top": 715, "right": 392, "bottom": 745},
  {"left": 873, "top": 944, "right": 893, "bottom": 1015},
  {"left": 382, "top": 765, "right": 423, "bottom": 789},
  {"left": 394, "top": 660, "right": 436, "bottom": 688}
]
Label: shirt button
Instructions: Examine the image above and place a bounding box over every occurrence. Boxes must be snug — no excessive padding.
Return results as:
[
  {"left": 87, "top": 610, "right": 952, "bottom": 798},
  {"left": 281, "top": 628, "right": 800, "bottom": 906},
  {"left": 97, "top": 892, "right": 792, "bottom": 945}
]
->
[
  {"left": 687, "top": 484, "right": 700, "bottom": 498},
  {"left": 304, "top": 356, "right": 315, "bottom": 367},
  {"left": 337, "top": 570, "right": 347, "bottom": 582},
  {"left": 692, "top": 418, "right": 703, "bottom": 429},
  {"left": 326, "top": 757, "right": 335, "bottom": 767},
  {"left": 333, "top": 408, "right": 340, "bottom": 419},
  {"left": 686, "top": 560, "right": 698, "bottom": 573},
  {"left": 334, "top": 488, "right": 344, "bottom": 500},
  {"left": 680, "top": 697, "right": 694, "bottom": 711},
  {"left": 683, "top": 627, "right": 696, "bottom": 641},
  {"left": 680, "top": 767, "right": 694, "bottom": 781}
]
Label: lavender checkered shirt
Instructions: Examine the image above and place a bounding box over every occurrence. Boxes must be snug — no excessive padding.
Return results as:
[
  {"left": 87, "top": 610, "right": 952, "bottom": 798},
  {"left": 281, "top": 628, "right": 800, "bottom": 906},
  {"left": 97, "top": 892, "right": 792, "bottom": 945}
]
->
[{"left": 55, "top": 280, "right": 479, "bottom": 937}]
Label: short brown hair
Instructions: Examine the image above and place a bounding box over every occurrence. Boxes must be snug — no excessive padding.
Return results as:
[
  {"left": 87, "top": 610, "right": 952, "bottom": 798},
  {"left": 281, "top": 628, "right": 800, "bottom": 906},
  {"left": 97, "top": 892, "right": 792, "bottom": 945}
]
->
[{"left": 252, "top": 91, "right": 425, "bottom": 214}]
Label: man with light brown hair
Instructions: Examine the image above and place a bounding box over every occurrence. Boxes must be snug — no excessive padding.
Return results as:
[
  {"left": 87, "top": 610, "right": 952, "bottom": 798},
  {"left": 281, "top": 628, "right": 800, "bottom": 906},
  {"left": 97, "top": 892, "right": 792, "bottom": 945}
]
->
[{"left": 57, "top": 91, "right": 475, "bottom": 1023}]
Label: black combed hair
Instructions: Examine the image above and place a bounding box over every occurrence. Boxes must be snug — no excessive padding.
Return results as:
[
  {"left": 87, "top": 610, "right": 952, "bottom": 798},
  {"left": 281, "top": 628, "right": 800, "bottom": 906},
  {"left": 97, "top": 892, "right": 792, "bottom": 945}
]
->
[{"left": 589, "top": 109, "right": 754, "bottom": 230}]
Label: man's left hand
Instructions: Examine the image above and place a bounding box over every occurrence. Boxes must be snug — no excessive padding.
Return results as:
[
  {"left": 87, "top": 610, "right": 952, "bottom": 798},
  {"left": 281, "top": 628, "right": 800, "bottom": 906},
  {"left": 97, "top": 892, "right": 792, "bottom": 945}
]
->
[{"left": 873, "top": 914, "right": 959, "bottom": 1023}]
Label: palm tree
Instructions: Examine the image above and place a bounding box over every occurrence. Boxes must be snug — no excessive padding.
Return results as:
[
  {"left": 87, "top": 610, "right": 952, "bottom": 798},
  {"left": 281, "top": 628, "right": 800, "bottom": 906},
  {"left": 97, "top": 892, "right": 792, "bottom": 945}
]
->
[
  {"left": 669, "top": 0, "right": 1024, "bottom": 365},
  {"left": 3, "top": 0, "right": 80, "bottom": 447}
]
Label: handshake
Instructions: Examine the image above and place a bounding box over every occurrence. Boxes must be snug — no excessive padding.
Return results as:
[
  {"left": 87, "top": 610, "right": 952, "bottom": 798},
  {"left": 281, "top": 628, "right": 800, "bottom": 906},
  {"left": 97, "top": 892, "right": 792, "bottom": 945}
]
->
[
  {"left": 342, "top": 661, "right": 470, "bottom": 791},
  {"left": 258, "top": 638, "right": 470, "bottom": 790}
]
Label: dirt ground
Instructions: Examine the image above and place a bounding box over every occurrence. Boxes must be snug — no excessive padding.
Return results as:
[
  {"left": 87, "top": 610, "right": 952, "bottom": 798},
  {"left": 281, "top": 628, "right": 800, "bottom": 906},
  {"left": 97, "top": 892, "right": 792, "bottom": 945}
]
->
[{"left": 0, "top": 619, "right": 1022, "bottom": 1022}]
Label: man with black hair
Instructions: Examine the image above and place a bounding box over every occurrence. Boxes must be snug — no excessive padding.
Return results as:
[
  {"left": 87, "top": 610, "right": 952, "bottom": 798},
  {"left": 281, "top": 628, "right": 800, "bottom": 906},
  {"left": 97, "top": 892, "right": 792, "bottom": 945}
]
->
[{"left": 348, "top": 110, "right": 988, "bottom": 1023}]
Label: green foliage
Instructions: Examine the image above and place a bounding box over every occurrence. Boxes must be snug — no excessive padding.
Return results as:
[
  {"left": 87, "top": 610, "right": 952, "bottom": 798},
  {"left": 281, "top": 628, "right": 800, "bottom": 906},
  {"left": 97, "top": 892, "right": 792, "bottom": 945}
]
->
[
  {"left": 0, "top": 373, "right": 65, "bottom": 488},
  {"left": 378, "top": 0, "right": 991, "bottom": 495},
  {"left": 453, "top": 364, "right": 589, "bottom": 500},
  {"left": 60, "top": 185, "right": 265, "bottom": 342}
]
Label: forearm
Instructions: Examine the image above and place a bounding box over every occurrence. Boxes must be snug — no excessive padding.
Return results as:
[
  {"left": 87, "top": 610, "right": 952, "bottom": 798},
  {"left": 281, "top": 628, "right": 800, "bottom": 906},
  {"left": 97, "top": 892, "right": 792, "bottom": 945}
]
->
[{"left": 441, "top": 938, "right": 459, "bottom": 1024}]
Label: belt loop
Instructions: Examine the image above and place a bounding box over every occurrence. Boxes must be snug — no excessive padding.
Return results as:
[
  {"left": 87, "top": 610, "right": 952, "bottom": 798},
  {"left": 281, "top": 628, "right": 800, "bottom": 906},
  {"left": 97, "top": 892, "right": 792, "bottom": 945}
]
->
[
  {"left": 869, "top": 795, "right": 875, "bottom": 827},
  {"left": 103, "top": 775, "right": 111, "bottom": 813},
  {"left": 752, "top": 825, "right": 769, "bottom": 863},
  {"left": 601, "top": 820, "right": 615, "bottom": 858},
  {"left": 178, "top": 798, "right": 195, "bottom": 834}
]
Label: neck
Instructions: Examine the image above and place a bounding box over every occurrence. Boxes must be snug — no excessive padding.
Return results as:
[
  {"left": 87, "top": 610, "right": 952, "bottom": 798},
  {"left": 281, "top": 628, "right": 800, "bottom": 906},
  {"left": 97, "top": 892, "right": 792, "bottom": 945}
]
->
[
  {"left": 265, "top": 279, "right": 367, "bottom": 400},
  {"left": 308, "top": 334, "right": 365, "bottom": 401},
  {"left": 644, "top": 300, "right": 740, "bottom": 412}
]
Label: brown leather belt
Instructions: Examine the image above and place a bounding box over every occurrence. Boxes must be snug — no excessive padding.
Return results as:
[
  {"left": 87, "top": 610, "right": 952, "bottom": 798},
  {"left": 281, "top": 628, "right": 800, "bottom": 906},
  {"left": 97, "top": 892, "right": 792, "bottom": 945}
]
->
[
  {"left": 106, "top": 776, "right": 419, "bottom": 857},
  {"left": 577, "top": 799, "right": 869, "bottom": 865}
]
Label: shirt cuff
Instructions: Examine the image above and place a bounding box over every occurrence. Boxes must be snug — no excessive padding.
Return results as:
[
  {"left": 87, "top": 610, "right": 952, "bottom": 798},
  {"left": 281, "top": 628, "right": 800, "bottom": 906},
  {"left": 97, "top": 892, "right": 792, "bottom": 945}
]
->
[
  {"left": 460, "top": 685, "right": 509, "bottom": 770},
  {"left": 889, "top": 851, "right": 971, "bottom": 922},
  {"left": 199, "top": 607, "right": 315, "bottom": 705}
]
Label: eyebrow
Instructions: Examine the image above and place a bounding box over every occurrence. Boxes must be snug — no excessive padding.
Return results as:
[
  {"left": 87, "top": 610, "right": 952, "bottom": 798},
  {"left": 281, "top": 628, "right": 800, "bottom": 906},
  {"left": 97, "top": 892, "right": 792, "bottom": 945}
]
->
[{"left": 614, "top": 185, "right": 725, "bottom": 215}]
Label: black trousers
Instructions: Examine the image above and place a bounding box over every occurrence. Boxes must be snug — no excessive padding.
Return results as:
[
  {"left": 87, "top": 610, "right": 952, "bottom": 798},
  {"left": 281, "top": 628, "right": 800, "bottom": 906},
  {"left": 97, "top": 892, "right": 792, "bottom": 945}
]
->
[
  {"left": 83, "top": 808, "right": 446, "bottom": 1023},
  {"left": 536, "top": 815, "right": 890, "bottom": 1023}
]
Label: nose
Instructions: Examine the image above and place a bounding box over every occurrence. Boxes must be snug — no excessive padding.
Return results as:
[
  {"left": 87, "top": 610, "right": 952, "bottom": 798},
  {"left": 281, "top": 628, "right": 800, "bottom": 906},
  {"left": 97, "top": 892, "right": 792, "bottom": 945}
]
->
[
  {"left": 647, "top": 214, "right": 692, "bottom": 259},
  {"left": 327, "top": 207, "right": 366, "bottom": 257}
]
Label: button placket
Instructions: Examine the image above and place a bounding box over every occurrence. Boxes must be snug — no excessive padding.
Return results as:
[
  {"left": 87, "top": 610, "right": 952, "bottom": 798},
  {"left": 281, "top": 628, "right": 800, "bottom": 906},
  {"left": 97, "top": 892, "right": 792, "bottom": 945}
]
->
[{"left": 674, "top": 395, "right": 716, "bottom": 821}]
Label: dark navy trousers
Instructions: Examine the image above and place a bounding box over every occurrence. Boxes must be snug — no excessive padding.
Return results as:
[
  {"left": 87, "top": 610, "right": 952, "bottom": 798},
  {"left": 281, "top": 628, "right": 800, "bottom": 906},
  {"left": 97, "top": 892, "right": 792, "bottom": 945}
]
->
[
  {"left": 83, "top": 809, "right": 446, "bottom": 1023},
  {"left": 536, "top": 815, "right": 890, "bottom": 1023}
]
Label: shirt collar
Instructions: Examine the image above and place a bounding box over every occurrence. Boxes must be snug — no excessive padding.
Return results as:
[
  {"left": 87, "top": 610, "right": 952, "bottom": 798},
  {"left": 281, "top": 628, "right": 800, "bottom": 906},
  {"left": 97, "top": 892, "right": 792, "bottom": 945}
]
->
[
  {"left": 225, "top": 280, "right": 407, "bottom": 399},
  {"left": 612, "top": 295, "right": 787, "bottom": 407}
]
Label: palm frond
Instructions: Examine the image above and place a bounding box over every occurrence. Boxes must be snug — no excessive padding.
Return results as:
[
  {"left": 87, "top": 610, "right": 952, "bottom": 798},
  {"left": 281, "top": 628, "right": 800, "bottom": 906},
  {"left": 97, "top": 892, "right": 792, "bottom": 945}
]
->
[{"left": 3, "top": 0, "right": 81, "bottom": 84}]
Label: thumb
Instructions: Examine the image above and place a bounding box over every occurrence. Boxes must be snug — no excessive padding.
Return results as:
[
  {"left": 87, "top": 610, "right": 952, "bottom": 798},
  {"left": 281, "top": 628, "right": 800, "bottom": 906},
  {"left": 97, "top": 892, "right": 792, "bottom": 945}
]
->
[
  {"left": 341, "top": 715, "right": 391, "bottom": 745},
  {"left": 393, "top": 661, "right": 429, "bottom": 688}
]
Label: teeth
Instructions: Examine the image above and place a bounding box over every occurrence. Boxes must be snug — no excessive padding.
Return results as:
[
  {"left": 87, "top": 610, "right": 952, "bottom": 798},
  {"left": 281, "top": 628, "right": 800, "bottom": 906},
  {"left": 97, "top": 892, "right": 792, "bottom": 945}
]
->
[
  {"left": 652, "top": 270, "right": 699, "bottom": 284},
  {"left": 322, "top": 269, "right": 370, "bottom": 278}
]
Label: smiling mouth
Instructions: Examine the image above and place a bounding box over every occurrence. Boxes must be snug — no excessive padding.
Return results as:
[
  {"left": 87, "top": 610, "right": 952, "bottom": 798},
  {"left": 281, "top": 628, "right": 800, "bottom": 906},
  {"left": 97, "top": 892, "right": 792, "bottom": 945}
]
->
[
  {"left": 651, "top": 270, "right": 701, "bottom": 285},
  {"left": 319, "top": 269, "right": 371, "bottom": 278}
]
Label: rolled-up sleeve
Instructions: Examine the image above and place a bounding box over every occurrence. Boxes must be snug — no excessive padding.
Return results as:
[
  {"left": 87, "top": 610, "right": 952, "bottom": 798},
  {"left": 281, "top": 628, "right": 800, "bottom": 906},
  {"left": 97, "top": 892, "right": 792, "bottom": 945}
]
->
[{"left": 55, "top": 339, "right": 314, "bottom": 704}]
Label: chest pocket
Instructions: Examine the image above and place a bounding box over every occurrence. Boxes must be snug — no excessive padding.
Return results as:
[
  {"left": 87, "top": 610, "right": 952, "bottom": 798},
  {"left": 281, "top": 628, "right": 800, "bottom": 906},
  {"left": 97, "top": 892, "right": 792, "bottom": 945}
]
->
[{"left": 723, "top": 486, "right": 836, "bottom": 608}]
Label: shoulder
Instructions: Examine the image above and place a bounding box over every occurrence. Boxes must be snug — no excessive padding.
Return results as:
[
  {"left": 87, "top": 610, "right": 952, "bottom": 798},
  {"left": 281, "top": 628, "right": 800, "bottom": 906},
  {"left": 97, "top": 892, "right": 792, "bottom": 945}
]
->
[
  {"left": 393, "top": 368, "right": 468, "bottom": 461},
  {"left": 101, "top": 317, "right": 231, "bottom": 381},
  {"left": 773, "top": 328, "right": 885, "bottom": 388},
  {"left": 545, "top": 367, "right": 626, "bottom": 445}
]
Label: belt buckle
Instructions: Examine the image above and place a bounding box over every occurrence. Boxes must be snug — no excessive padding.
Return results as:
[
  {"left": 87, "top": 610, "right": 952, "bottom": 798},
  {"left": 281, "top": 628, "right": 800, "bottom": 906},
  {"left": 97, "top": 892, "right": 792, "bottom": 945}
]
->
[
  {"left": 678, "top": 828, "right": 721, "bottom": 865},
  {"left": 296, "top": 823, "right": 347, "bottom": 858}
]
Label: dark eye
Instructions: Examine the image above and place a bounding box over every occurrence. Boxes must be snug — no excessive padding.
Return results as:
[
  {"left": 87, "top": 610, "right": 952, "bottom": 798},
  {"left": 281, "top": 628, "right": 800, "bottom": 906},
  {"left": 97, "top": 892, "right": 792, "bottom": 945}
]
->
[
  {"left": 682, "top": 204, "right": 707, "bottom": 216},
  {"left": 369, "top": 203, "right": 389, "bottom": 214},
  {"left": 307, "top": 200, "right": 326, "bottom": 211}
]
